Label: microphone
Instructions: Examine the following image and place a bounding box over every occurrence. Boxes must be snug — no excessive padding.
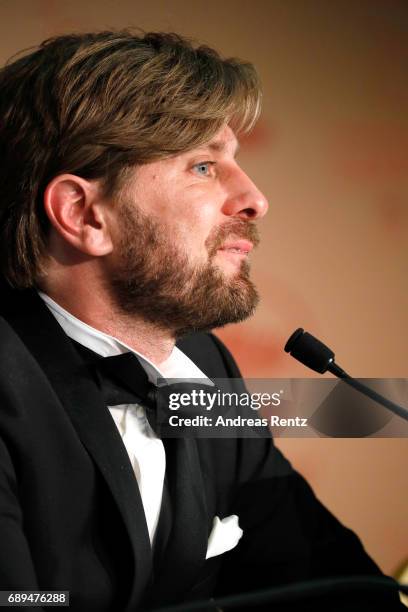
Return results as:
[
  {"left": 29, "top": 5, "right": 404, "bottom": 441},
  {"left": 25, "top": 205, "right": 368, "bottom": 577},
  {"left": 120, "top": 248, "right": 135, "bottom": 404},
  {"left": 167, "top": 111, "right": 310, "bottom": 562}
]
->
[{"left": 284, "top": 328, "right": 408, "bottom": 422}]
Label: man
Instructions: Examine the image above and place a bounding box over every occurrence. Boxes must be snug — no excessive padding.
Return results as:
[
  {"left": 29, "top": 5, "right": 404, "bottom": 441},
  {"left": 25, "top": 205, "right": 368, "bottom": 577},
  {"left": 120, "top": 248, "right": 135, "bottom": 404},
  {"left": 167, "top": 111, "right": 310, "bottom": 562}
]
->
[{"left": 0, "top": 31, "right": 403, "bottom": 611}]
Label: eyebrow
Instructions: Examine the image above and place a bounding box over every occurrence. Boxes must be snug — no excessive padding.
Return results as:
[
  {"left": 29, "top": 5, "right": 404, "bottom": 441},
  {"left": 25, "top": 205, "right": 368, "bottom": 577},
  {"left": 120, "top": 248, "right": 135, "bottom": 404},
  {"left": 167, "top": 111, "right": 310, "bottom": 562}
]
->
[{"left": 206, "top": 139, "right": 240, "bottom": 157}]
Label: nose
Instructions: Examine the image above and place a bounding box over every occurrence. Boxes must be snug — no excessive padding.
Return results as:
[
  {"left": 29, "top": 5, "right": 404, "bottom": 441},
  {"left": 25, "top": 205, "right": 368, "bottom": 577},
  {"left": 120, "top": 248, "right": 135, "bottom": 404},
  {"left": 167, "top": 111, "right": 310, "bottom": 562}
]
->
[{"left": 221, "top": 167, "right": 269, "bottom": 220}]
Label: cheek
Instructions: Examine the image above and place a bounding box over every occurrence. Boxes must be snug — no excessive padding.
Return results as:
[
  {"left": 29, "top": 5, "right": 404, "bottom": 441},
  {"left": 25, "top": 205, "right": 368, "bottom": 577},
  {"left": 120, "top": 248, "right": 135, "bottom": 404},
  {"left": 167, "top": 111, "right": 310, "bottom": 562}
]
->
[
  {"left": 187, "top": 215, "right": 218, "bottom": 256},
  {"left": 168, "top": 222, "right": 213, "bottom": 266},
  {"left": 170, "top": 204, "right": 218, "bottom": 247},
  {"left": 143, "top": 179, "right": 222, "bottom": 257}
]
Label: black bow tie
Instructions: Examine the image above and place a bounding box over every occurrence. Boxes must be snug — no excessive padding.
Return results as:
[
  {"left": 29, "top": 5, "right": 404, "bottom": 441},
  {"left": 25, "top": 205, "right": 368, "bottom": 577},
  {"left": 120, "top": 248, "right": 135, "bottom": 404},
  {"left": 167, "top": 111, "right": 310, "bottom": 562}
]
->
[
  {"left": 71, "top": 339, "right": 159, "bottom": 423},
  {"left": 95, "top": 351, "right": 157, "bottom": 409},
  {"left": 71, "top": 340, "right": 216, "bottom": 438}
]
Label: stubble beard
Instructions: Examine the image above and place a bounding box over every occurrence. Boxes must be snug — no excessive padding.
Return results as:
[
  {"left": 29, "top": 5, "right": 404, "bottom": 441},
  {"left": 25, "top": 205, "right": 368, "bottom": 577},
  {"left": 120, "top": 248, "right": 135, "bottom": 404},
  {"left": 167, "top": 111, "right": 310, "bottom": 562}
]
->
[{"left": 106, "top": 202, "right": 260, "bottom": 338}]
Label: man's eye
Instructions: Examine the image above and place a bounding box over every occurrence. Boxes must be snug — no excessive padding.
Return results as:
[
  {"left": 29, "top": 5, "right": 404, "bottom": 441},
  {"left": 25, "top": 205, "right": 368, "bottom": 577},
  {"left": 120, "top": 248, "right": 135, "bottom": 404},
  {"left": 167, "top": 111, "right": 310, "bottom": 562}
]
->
[{"left": 192, "top": 161, "right": 215, "bottom": 176}]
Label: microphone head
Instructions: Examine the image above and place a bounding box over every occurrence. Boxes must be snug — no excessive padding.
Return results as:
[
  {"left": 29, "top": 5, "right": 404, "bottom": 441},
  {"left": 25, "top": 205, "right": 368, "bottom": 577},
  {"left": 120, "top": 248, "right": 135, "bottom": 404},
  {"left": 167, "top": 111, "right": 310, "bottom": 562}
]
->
[{"left": 284, "top": 328, "right": 335, "bottom": 374}]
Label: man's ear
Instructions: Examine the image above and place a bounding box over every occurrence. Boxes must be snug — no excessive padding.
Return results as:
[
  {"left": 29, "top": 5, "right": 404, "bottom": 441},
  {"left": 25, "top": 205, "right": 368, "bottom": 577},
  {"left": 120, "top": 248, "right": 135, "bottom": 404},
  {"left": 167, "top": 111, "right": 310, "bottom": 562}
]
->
[{"left": 43, "top": 174, "right": 113, "bottom": 256}]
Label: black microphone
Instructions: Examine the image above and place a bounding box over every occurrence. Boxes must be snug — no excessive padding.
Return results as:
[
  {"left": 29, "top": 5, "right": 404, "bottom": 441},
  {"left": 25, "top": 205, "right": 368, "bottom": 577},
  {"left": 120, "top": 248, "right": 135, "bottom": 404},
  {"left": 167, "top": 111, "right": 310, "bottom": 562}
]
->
[{"left": 284, "top": 328, "right": 408, "bottom": 422}]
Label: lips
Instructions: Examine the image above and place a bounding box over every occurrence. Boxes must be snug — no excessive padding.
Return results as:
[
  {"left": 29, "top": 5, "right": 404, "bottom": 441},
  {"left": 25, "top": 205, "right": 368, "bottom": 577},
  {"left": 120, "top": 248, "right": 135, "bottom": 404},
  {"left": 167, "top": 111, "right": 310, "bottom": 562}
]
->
[{"left": 218, "top": 239, "right": 253, "bottom": 254}]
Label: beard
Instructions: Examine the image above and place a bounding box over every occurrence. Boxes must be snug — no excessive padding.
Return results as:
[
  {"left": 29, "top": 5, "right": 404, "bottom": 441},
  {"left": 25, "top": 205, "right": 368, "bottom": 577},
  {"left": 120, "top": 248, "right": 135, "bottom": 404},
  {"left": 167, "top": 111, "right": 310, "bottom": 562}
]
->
[{"left": 106, "top": 201, "right": 260, "bottom": 338}]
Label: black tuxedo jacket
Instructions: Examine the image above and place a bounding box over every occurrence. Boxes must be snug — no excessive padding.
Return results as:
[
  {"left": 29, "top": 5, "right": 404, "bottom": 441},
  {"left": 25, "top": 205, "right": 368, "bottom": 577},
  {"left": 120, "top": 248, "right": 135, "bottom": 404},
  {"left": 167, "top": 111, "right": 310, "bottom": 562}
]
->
[{"left": 0, "top": 284, "right": 403, "bottom": 611}]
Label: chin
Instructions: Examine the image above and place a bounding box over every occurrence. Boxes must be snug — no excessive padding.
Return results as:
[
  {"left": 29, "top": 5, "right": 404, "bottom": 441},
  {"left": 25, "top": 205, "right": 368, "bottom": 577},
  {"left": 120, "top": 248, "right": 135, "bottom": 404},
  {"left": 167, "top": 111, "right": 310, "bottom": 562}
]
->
[{"left": 213, "top": 259, "right": 247, "bottom": 278}]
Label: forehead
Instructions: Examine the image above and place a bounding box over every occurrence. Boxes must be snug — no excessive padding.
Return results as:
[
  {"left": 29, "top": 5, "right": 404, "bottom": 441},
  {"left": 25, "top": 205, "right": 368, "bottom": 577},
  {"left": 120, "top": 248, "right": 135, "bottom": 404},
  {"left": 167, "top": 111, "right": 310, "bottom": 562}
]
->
[
  {"left": 207, "top": 125, "right": 239, "bottom": 153},
  {"left": 187, "top": 125, "right": 239, "bottom": 157}
]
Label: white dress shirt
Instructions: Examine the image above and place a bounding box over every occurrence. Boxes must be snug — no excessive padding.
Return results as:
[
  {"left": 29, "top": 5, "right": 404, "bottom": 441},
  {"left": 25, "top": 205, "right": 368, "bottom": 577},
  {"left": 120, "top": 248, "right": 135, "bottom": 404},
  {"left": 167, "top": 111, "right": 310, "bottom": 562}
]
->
[{"left": 38, "top": 292, "right": 209, "bottom": 544}]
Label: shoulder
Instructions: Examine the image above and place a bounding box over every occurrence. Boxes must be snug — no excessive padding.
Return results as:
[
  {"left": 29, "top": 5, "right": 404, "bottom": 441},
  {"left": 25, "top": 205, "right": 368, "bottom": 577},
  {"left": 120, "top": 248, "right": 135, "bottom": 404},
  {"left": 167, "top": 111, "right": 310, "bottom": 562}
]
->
[
  {"left": 0, "top": 315, "right": 27, "bottom": 353},
  {"left": 0, "top": 316, "right": 50, "bottom": 387}
]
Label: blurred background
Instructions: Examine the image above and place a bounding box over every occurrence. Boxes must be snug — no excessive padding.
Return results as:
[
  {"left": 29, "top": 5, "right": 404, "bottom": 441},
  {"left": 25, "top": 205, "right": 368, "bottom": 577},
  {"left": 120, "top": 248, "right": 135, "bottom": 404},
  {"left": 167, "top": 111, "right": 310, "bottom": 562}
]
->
[{"left": 1, "top": 0, "right": 406, "bottom": 577}]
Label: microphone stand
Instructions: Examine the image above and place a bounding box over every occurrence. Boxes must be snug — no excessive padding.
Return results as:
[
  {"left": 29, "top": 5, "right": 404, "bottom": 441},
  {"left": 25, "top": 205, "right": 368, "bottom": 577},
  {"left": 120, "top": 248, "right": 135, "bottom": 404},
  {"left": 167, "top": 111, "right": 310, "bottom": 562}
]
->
[{"left": 328, "top": 362, "right": 408, "bottom": 422}]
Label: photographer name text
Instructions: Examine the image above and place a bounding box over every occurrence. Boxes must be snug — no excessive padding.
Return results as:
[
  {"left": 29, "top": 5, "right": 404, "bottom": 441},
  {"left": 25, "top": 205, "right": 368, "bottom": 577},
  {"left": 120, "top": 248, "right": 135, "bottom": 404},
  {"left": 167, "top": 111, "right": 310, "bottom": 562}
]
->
[{"left": 167, "top": 415, "right": 308, "bottom": 428}]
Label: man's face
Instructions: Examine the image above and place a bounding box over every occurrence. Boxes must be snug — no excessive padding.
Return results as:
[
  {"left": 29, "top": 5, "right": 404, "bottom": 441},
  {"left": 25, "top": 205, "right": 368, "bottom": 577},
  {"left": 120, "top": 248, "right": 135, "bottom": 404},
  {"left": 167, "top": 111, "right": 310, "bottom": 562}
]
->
[{"left": 105, "top": 125, "right": 268, "bottom": 337}]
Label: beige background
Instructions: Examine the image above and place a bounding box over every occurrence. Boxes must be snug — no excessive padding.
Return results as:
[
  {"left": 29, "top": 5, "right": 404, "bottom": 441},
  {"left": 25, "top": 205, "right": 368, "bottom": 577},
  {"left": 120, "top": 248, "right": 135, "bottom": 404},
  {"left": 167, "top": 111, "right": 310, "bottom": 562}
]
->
[{"left": 1, "top": 0, "right": 407, "bottom": 575}]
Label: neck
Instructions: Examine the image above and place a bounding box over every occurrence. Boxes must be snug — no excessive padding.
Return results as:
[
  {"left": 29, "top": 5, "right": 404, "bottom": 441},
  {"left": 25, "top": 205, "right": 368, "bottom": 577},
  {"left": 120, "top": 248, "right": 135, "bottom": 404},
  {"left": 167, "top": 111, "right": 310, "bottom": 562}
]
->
[{"left": 39, "top": 270, "right": 176, "bottom": 365}]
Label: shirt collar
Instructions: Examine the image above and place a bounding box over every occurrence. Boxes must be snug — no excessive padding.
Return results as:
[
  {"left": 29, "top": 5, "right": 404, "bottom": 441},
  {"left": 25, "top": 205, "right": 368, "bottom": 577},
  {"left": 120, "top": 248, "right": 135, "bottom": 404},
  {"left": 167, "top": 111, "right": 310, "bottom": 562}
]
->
[{"left": 38, "top": 291, "right": 211, "bottom": 385}]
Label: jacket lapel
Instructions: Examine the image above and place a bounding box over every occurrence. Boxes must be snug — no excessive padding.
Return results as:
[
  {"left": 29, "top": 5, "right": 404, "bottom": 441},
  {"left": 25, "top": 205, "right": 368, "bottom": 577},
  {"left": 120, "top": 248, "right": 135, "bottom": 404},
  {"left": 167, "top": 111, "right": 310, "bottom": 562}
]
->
[
  {"left": 147, "top": 437, "right": 209, "bottom": 605},
  {"left": 1, "top": 288, "right": 152, "bottom": 611}
]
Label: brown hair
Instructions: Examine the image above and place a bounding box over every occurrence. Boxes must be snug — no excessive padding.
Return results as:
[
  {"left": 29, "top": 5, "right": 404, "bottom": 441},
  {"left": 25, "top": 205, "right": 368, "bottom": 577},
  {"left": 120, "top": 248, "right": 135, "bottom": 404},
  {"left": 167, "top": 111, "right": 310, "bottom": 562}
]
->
[{"left": 0, "top": 30, "right": 262, "bottom": 288}]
